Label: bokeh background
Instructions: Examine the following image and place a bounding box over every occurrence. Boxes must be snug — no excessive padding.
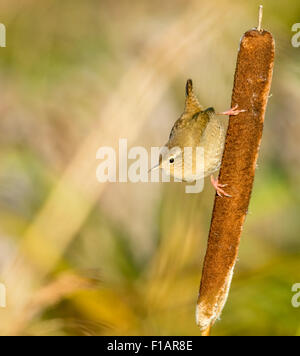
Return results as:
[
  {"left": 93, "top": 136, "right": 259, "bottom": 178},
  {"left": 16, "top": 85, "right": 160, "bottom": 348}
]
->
[{"left": 0, "top": 0, "right": 299, "bottom": 336}]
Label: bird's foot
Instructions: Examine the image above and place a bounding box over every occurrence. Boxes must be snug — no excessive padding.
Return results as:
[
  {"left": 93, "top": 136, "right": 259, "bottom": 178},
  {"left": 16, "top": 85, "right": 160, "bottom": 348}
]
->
[
  {"left": 218, "top": 104, "right": 246, "bottom": 116},
  {"left": 210, "top": 175, "right": 231, "bottom": 197}
]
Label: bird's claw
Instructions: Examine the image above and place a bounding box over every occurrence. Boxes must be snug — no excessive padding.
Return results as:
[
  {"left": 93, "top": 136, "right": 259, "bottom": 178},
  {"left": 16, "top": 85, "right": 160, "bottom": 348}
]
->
[
  {"left": 218, "top": 104, "right": 247, "bottom": 116},
  {"left": 210, "top": 176, "right": 231, "bottom": 198}
]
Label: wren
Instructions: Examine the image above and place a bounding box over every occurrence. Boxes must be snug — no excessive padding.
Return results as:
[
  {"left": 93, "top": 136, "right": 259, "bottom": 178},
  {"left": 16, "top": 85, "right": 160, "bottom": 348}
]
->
[{"left": 151, "top": 79, "right": 245, "bottom": 197}]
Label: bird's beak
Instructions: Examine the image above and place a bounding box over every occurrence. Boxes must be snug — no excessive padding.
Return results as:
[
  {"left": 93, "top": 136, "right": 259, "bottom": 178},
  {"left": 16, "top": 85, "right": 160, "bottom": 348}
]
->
[{"left": 148, "top": 163, "right": 160, "bottom": 173}]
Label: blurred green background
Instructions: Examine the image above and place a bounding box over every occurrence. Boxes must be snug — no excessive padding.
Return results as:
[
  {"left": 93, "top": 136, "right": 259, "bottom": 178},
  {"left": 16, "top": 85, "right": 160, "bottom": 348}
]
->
[{"left": 0, "top": 0, "right": 299, "bottom": 336}]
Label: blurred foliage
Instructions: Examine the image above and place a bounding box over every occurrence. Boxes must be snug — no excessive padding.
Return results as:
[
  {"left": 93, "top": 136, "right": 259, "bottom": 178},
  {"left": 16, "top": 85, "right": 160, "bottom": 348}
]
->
[{"left": 0, "top": 0, "right": 299, "bottom": 336}]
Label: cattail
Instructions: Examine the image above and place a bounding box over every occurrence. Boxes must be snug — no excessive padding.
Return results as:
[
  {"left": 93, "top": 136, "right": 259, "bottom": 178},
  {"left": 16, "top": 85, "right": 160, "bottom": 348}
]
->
[{"left": 196, "top": 6, "right": 275, "bottom": 335}]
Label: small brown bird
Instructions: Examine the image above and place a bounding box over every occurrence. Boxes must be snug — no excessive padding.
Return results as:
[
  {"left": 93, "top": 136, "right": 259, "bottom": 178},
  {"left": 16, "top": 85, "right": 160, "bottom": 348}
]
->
[{"left": 152, "top": 79, "right": 245, "bottom": 196}]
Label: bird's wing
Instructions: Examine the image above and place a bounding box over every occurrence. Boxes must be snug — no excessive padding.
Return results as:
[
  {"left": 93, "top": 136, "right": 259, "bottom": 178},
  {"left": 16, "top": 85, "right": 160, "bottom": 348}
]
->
[{"left": 192, "top": 110, "right": 213, "bottom": 140}]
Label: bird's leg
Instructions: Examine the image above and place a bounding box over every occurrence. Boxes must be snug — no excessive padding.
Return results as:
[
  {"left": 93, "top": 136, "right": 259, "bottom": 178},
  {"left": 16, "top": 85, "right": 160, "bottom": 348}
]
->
[
  {"left": 217, "top": 104, "right": 246, "bottom": 116},
  {"left": 210, "top": 175, "right": 231, "bottom": 198}
]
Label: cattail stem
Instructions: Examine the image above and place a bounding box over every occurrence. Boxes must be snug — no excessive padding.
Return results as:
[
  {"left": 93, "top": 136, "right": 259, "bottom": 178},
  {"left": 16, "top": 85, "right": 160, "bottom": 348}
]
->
[
  {"left": 257, "top": 5, "right": 263, "bottom": 32},
  {"left": 196, "top": 13, "right": 275, "bottom": 335}
]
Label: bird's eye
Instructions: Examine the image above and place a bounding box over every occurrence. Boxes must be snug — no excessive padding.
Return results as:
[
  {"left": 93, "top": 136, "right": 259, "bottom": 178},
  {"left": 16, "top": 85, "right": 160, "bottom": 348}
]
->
[{"left": 169, "top": 158, "right": 175, "bottom": 164}]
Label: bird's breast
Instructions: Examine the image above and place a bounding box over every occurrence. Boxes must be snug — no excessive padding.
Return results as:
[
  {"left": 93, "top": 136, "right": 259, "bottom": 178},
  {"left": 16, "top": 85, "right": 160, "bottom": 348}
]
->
[{"left": 200, "top": 118, "right": 227, "bottom": 177}]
